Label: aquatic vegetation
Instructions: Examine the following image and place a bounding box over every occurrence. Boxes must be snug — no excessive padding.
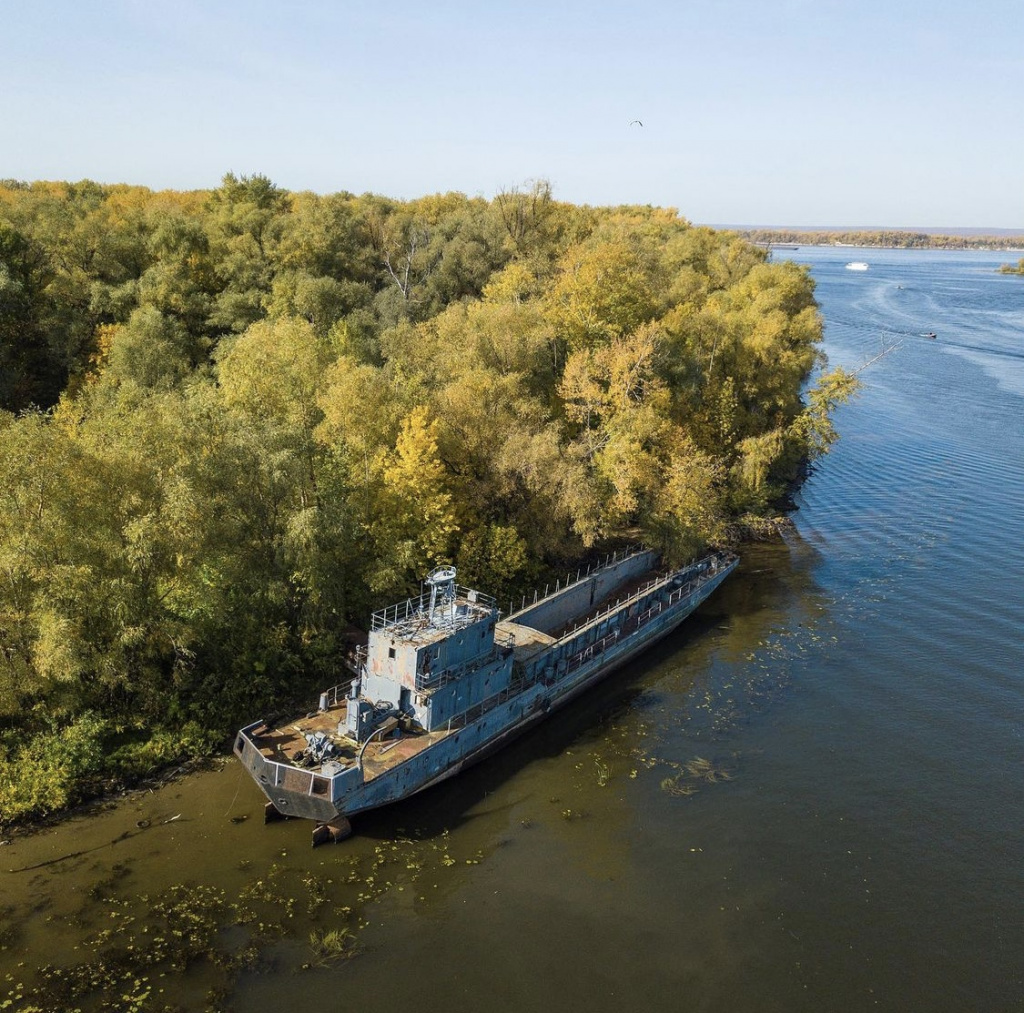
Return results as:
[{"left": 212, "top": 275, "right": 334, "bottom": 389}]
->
[
  {"left": 307, "top": 926, "right": 360, "bottom": 965},
  {"left": 300, "top": 871, "right": 331, "bottom": 916},
  {"left": 1, "top": 805, "right": 502, "bottom": 1011},
  {"left": 660, "top": 755, "right": 734, "bottom": 798},
  {"left": 1, "top": 881, "right": 234, "bottom": 1011},
  {"left": 660, "top": 777, "right": 699, "bottom": 797},
  {"left": 148, "top": 884, "right": 228, "bottom": 970},
  {"left": 683, "top": 755, "right": 733, "bottom": 783}
]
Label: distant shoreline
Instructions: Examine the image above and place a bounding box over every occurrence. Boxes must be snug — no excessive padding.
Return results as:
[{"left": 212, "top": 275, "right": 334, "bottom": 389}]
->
[
  {"left": 755, "top": 241, "right": 1024, "bottom": 253},
  {"left": 735, "top": 228, "right": 1024, "bottom": 252}
]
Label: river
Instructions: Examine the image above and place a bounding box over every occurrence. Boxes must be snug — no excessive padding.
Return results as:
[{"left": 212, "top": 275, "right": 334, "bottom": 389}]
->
[{"left": 2, "top": 247, "right": 1022, "bottom": 1012}]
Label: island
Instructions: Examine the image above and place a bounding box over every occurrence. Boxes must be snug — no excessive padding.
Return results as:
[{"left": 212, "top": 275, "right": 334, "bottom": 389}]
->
[{"left": 0, "top": 175, "right": 858, "bottom": 824}]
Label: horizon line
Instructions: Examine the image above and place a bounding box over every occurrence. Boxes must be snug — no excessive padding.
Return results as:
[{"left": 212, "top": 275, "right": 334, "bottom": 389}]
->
[{"left": 707, "top": 224, "right": 1024, "bottom": 236}]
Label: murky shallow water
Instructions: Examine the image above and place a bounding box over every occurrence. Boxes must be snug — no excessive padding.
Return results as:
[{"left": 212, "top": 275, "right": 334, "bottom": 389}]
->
[{"left": 3, "top": 248, "right": 1022, "bottom": 1012}]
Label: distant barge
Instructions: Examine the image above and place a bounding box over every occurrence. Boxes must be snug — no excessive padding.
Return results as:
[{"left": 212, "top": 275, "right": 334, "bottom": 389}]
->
[{"left": 235, "top": 548, "right": 737, "bottom": 843}]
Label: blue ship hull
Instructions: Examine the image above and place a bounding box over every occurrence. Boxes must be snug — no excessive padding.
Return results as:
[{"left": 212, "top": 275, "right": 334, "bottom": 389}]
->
[{"left": 234, "top": 550, "right": 737, "bottom": 838}]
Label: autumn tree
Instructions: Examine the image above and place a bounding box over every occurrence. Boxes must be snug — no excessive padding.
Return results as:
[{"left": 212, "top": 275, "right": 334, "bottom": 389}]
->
[{"left": 368, "top": 406, "right": 460, "bottom": 595}]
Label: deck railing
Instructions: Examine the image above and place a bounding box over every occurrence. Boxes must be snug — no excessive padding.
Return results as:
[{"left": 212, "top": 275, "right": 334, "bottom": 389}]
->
[
  {"left": 235, "top": 725, "right": 337, "bottom": 798},
  {"left": 371, "top": 587, "right": 497, "bottom": 633},
  {"left": 320, "top": 679, "right": 356, "bottom": 708},
  {"left": 506, "top": 544, "right": 646, "bottom": 616}
]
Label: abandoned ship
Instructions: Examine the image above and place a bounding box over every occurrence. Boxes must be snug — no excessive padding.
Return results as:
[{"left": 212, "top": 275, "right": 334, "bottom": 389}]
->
[{"left": 234, "top": 547, "right": 738, "bottom": 844}]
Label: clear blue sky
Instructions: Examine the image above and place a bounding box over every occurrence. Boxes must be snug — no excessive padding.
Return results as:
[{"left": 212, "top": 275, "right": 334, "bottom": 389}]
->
[{"left": 3, "top": 0, "right": 1021, "bottom": 227}]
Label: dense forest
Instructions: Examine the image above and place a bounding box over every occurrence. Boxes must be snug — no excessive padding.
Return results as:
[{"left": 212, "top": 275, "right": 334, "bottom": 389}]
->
[
  {"left": 0, "top": 175, "right": 856, "bottom": 823},
  {"left": 741, "top": 228, "right": 1024, "bottom": 250}
]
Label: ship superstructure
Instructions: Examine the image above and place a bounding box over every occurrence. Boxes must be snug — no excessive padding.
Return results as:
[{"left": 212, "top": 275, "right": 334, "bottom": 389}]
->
[{"left": 234, "top": 548, "right": 737, "bottom": 843}]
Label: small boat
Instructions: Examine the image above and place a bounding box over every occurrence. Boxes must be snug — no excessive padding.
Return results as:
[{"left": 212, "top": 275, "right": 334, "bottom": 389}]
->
[
  {"left": 845, "top": 261, "right": 869, "bottom": 271},
  {"left": 921, "top": 332, "right": 937, "bottom": 339}
]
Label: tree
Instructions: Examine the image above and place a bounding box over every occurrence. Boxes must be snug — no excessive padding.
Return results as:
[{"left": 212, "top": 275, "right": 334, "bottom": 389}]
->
[
  {"left": 648, "top": 437, "right": 728, "bottom": 562},
  {"left": 545, "top": 239, "right": 657, "bottom": 350},
  {"left": 788, "top": 366, "right": 861, "bottom": 461},
  {"left": 494, "top": 179, "right": 554, "bottom": 255},
  {"left": 137, "top": 211, "right": 218, "bottom": 338},
  {"left": 368, "top": 406, "right": 459, "bottom": 594},
  {"left": 207, "top": 173, "right": 290, "bottom": 333},
  {"left": 216, "top": 315, "right": 325, "bottom": 430},
  {"left": 0, "top": 224, "right": 62, "bottom": 410},
  {"left": 104, "top": 306, "right": 195, "bottom": 389}
]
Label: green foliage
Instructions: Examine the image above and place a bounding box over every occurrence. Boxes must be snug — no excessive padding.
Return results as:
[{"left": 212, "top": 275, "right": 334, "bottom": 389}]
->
[
  {"left": 456, "top": 524, "right": 533, "bottom": 603},
  {"left": 788, "top": 367, "right": 862, "bottom": 460},
  {"left": 546, "top": 239, "right": 657, "bottom": 350},
  {"left": 103, "top": 721, "right": 220, "bottom": 778},
  {"left": 0, "top": 713, "right": 107, "bottom": 821},
  {"left": 0, "top": 175, "right": 858, "bottom": 822},
  {"left": 216, "top": 315, "right": 325, "bottom": 427},
  {"left": 0, "top": 223, "right": 64, "bottom": 410},
  {"left": 105, "top": 306, "right": 195, "bottom": 388},
  {"left": 648, "top": 438, "right": 729, "bottom": 563}
]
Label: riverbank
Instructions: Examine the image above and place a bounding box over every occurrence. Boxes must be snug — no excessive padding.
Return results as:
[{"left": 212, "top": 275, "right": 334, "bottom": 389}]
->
[
  {"left": 739, "top": 227, "right": 1024, "bottom": 252},
  {"left": 0, "top": 501, "right": 810, "bottom": 840},
  {"left": 0, "top": 754, "right": 227, "bottom": 844}
]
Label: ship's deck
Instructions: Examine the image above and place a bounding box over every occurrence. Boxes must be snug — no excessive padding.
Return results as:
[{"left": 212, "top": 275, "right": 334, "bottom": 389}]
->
[
  {"left": 251, "top": 701, "right": 449, "bottom": 782},
  {"left": 495, "top": 621, "right": 557, "bottom": 663},
  {"left": 360, "top": 729, "right": 449, "bottom": 779},
  {"left": 253, "top": 703, "right": 358, "bottom": 765}
]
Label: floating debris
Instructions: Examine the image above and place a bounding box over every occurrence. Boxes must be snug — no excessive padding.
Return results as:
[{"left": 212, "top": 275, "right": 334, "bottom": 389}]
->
[
  {"left": 683, "top": 755, "right": 733, "bottom": 783},
  {"left": 660, "top": 755, "right": 735, "bottom": 797}
]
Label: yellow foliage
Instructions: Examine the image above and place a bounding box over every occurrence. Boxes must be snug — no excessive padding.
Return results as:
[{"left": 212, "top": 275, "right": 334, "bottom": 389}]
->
[
  {"left": 651, "top": 438, "right": 728, "bottom": 562},
  {"left": 369, "top": 406, "right": 459, "bottom": 586},
  {"left": 483, "top": 261, "right": 540, "bottom": 305},
  {"left": 545, "top": 240, "right": 656, "bottom": 349},
  {"left": 217, "top": 316, "right": 324, "bottom": 428},
  {"left": 734, "top": 428, "right": 788, "bottom": 492}
]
